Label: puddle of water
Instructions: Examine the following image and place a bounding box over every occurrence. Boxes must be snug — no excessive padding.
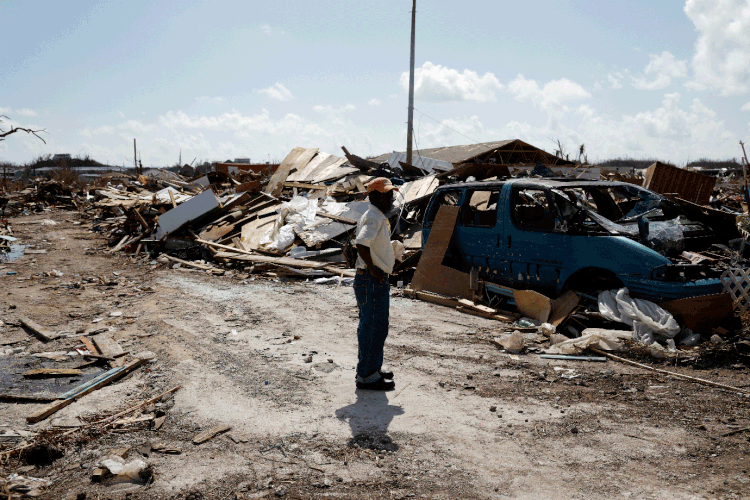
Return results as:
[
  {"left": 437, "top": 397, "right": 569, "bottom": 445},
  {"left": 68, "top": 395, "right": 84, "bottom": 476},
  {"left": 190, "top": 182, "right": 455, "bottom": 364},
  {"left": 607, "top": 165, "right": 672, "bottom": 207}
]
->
[{"left": 0, "top": 244, "right": 26, "bottom": 262}]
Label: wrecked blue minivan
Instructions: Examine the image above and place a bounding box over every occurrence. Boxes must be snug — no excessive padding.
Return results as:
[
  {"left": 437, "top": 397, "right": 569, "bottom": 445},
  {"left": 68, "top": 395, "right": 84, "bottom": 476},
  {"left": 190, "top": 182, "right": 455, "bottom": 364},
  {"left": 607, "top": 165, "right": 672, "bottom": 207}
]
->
[{"left": 422, "top": 178, "right": 737, "bottom": 303}]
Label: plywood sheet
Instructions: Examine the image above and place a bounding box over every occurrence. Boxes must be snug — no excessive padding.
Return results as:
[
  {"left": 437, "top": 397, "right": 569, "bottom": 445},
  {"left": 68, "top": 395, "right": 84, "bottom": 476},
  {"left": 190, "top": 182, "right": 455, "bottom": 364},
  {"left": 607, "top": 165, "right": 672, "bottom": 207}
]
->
[
  {"left": 410, "top": 206, "right": 473, "bottom": 300},
  {"left": 239, "top": 203, "right": 281, "bottom": 251},
  {"left": 264, "top": 147, "right": 318, "bottom": 196},
  {"left": 659, "top": 293, "right": 733, "bottom": 331}
]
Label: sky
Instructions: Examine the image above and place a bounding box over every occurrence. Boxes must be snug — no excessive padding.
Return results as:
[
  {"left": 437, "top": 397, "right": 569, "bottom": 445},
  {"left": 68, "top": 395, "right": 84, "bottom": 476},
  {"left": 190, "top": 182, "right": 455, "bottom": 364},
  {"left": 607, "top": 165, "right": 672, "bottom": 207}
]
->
[{"left": 1, "top": 0, "right": 750, "bottom": 167}]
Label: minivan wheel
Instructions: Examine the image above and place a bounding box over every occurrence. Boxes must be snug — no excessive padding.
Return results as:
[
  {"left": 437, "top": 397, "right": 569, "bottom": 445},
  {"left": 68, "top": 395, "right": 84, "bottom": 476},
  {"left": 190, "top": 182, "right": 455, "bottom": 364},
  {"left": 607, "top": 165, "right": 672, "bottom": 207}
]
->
[{"left": 563, "top": 269, "right": 623, "bottom": 296}]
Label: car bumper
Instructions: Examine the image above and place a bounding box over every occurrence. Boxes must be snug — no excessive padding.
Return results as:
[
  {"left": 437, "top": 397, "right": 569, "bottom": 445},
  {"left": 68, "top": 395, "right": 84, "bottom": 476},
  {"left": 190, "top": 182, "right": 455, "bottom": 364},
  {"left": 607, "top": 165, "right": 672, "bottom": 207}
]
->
[{"left": 620, "top": 275, "right": 725, "bottom": 303}]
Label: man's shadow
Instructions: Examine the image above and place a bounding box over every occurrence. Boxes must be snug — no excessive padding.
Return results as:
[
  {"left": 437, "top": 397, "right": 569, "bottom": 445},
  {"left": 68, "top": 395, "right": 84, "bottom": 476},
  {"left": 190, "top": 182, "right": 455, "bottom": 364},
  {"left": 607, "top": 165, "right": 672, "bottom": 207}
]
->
[{"left": 335, "top": 390, "right": 404, "bottom": 451}]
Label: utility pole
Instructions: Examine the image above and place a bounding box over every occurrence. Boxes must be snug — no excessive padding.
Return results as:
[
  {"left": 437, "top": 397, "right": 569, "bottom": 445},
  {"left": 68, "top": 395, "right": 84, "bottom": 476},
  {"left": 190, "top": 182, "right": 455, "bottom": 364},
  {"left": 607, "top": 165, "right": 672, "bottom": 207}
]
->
[
  {"left": 133, "top": 138, "right": 139, "bottom": 175},
  {"left": 406, "top": 0, "right": 416, "bottom": 166}
]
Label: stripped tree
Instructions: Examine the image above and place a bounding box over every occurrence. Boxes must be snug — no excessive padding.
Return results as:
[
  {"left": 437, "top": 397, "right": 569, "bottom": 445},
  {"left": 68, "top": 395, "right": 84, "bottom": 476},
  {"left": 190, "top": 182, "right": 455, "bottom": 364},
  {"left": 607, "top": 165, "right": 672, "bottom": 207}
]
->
[{"left": 0, "top": 115, "right": 47, "bottom": 144}]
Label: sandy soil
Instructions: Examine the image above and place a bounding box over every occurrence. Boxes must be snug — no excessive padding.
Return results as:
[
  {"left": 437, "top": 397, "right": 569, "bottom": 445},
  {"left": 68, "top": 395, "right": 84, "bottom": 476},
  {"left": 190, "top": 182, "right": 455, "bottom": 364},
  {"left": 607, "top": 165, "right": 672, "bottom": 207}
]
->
[{"left": 1, "top": 209, "right": 749, "bottom": 500}]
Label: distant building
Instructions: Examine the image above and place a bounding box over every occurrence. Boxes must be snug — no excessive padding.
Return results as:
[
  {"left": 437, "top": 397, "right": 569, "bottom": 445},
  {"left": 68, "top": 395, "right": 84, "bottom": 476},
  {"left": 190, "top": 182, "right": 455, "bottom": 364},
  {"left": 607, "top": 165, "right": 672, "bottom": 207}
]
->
[
  {"left": 53, "top": 154, "right": 72, "bottom": 161},
  {"left": 233, "top": 157, "right": 251, "bottom": 164}
]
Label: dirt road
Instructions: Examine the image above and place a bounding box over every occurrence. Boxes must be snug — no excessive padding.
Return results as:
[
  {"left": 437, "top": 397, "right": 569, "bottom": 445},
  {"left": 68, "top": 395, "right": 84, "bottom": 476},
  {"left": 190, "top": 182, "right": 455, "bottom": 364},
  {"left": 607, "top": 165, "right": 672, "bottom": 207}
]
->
[{"left": 1, "top": 210, "right": 749, "bottom": 499}]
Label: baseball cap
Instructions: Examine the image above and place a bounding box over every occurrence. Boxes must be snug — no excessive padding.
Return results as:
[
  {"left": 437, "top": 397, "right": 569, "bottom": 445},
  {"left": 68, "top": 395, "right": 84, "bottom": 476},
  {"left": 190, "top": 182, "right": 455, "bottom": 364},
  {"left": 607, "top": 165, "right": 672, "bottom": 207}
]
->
[{"left": 366, "top": 177, "right": 399, "bottom": 194}]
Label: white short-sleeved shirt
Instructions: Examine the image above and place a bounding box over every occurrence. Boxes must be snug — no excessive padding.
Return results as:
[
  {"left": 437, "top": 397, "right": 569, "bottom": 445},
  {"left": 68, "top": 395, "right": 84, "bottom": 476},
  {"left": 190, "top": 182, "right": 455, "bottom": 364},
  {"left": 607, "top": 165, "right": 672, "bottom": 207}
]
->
[{"left": 354, "top": 205, "right": 395, "bottom": 274}]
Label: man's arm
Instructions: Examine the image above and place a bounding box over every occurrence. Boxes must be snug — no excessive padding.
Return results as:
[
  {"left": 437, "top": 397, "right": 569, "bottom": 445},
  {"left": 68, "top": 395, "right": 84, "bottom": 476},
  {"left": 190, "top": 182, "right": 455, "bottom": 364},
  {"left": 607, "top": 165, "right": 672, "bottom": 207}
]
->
[{"left": 356, "top": 244, "right": 385, "bottom": 282}]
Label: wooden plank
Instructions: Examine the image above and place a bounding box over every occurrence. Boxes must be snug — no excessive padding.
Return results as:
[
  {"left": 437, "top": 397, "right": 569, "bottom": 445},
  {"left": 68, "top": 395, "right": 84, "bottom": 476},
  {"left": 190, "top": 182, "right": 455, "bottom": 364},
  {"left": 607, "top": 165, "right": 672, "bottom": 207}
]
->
[
  {"left": 79, "top": 336, "right": 99, "bottom": 355},
  {"left": 282, "top": 181, "right": 328, "bottom": 190},
  {"left": 193, "top": 425, "right": 232, "bottom": 444},
  {"left": 549, "top": 290, "right": 580, "bottom": 327},
  {"left": 513, "top": 290, "right": 552, "bottom": 323},
  {"left": 411, "top": 291, "right": 516, "bottom": 322},
  {"left": 92, "top": 333, "right": 124, "bottom": 357},
  {"left": 168, "top": 189, "right": 177, "bottom": 208},
  {"left": 26, "top": 358, "right": 147, "bottom": 423},
  {"left": 23, "top": 368, "right": 83, "bottom": 378},
  {"left": 265, "top": 147, "right": 318, "bottom": 196},
  {"left": 19, "top": 316, "right": 57, "bottom": 342},
  {"left": 316, "top": 211, "right": 357, "bottom": 225},
  {"left": 163, "top": 254, "right": 222, "bottom": 272}
]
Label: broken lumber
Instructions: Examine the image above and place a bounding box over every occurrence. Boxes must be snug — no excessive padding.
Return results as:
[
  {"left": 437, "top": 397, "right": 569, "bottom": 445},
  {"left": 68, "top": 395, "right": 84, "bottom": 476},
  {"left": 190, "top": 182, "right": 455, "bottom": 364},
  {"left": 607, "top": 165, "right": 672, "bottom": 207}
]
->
[
  {"left": 193, "top": 425, "right": 231, "bottom": 444},
  {"left": 548, "top": 290, "right": 579, "bottom": 328},
  {"left": 408, "top": 290, "right": 517, "bottom": 322},
  {"left": 92, "top": 333, "right": 124, "bottom": 357},
  {"left": 23, "top": 368, "right": 83, "bottom": 378},
  {"left": 19, "top": 316, "right": 58, "bottom": 342},
  {"left": 26, "top": 358, "right": 147, "bottom": 423},
  {"left": 79, "top": 336, "right": 99, "bottom": 355},
  {"left": 163, "top": 254, "right": 223, "bottom": 272}
]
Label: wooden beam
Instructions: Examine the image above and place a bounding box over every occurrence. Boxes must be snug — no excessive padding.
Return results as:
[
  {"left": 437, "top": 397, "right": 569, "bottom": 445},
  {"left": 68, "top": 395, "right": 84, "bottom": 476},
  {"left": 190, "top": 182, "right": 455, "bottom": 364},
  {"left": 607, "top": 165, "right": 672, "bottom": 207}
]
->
[
  {"left": 26, "top": 358, "right": 147, "bottom": 423},
  {"left": 19, "top": 316, "right": 57, "bottom": 342}
]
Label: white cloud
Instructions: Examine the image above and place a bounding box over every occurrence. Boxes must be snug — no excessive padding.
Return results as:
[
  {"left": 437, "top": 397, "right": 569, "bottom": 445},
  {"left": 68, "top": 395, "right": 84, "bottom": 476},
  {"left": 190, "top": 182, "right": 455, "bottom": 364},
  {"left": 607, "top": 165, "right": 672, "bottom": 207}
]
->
[
  {"left": 80, "top": 125, "right": 115, "bottom": 138},
  {"left": 368, "top": 98, "right": 381, "bottom": 106},
  {"left": 196, "top": 96, "right": 225, "bottom": 103},
  {"left": 631, "top": 51, "right": 688, "bottom": 90},
  {"left": 0, "top": 107, "right": 37, "bottom": 117},
  {"left": 607, "top": 72, "right": 624, "bottom": 89},
  {"left": 742, "top": 100, "right": 750, "bottom": 111},
  {"left": 261, "top": 24, "right": 272, "bottom": 36},
  {"left": 400, "top": 62, "right": 503, "bottom": 103},
  {"left": 685, "top": 0, "right": 750, "bottom": 95},
  {"left": 258, "top": 83, "right": 294, "bottom": 101},
  {"left": 118, "top": 111, "right": 125, "bottom": 118},
  {"left": 313, "top": 104, "right": 356, "bottom": 114},
  {"left": 507, "top": 75, "right": 591, "bottom": 119},
  {"left": 389, "top": 94, "right": 398, "bottom": 99},
  {"left": 117, "top": 120, "right": 159, "bottom": 134}
]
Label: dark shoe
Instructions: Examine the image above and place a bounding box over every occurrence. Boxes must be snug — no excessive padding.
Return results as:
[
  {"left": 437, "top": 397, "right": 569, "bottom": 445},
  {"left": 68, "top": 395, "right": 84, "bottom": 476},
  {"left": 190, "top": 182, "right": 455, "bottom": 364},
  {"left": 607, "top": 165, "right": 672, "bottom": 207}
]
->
[
  {"left": 379, "top": 370, "right": 394, "bottom": 379},
  {"left": 357, "top": 378, "right": 395, "bottom": 391}
]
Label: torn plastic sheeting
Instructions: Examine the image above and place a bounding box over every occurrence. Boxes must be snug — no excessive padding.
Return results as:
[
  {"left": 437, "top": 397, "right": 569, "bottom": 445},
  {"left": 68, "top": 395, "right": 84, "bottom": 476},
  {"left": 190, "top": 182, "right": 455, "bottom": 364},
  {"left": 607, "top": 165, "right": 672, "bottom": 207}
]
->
[
  {"left": 645, "top": 218, "right": 684, "bottom": 254},
  {"left": 598, "top": 288, "right": 680, "bottom": 343},
  {"left": 546, "top": 328, "right": 633, "bottom": 355},
  {"left": 259, "top": 196, "right": 318, "bottom": 253}
]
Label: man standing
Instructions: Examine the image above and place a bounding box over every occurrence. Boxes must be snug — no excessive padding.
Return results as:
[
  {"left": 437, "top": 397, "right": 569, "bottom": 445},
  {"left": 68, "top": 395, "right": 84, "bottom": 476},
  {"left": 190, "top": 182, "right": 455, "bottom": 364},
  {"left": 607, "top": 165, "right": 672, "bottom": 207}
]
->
[{"left": 353, "top": 177, "right": 398, "bottom": 391}]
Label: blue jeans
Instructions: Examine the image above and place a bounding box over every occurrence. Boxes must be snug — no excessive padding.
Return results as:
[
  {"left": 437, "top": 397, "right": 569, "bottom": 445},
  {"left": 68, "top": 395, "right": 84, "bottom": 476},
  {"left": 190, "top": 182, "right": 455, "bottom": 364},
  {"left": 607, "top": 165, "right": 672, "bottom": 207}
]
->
[{"left": 353, "top": 270, "right": 390, "bottom": 383}]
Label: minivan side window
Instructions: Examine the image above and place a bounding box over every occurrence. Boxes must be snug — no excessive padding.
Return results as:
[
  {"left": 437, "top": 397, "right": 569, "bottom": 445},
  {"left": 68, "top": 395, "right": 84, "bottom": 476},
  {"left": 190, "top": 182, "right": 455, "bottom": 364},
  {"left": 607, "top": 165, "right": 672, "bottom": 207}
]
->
[
  {"left": 425, "top": 190, "right": 461, "bottom": 226},
  {"left": 460, "top": 190, "right": 500, "bottom": 227},
  {"left": 512, "top": 188, "right": 557, "bottom": 232}
]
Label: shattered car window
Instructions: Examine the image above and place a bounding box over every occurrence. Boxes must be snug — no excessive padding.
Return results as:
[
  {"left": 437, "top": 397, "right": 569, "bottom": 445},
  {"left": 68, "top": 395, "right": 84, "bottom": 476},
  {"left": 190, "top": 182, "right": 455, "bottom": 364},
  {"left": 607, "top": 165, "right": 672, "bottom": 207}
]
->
[
  {"left": 460, "top": 190, "right": 500, "bottom": 227},
  {"left": 425, "top": 190, "right": 461, "bottom": 226},
  {"left": 512, "top": 189, "right": 558, "bottom": 232}
]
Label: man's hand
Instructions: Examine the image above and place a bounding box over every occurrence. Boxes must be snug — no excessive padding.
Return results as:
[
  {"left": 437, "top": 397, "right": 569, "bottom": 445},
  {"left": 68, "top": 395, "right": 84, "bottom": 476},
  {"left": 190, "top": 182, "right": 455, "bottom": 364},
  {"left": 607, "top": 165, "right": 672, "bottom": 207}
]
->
[{"left": 356, "top": 244, "right": 385, "bottom": 283}]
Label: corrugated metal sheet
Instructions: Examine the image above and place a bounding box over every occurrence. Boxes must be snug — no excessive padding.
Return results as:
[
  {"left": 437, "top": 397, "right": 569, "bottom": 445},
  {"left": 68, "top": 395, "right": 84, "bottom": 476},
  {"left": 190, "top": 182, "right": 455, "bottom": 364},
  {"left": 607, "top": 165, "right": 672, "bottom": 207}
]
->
[
  {"left": 643, "top": 162, "right": 716, "bottom": 205},
  {"left": 370, "top": 140, "right": 515, "bottom": 165},
  {"left": 385, "top": 152, "right": 453, "bottom": 174}
]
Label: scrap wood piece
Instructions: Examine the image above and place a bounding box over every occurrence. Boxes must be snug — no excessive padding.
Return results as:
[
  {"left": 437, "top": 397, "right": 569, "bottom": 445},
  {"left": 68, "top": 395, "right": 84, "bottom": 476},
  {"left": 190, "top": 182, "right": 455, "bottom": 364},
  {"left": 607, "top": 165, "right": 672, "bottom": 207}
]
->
[
  {"left": 92, "top": 333, "right": 124, "bottom": 357},
  {"left": 26, "top": 358, "right": 147, "bottom": 423},
  {"left": 79, "top": 335, "right": 99, "bottom": 355},
  {"left": 163, "top": 254, "right": 223, "bottom": 273},
  {"left": 23, "top": 368, "right": 83, "bottom": 378},
  {"left": 588, "top": 347, "right": 750, "bottom": 395},
  {"left": 513, "top": 290, "right": 552, "bottom": 323},
  {"left": 93, "top": 386, "right": 180, "bottom": 426},
  {"left": 265, "top": 147, "right": 318, "bottom": 196},
  {"left": 548, "top": 290, "right": 580, "bottom": 328},
  {"left": 193, "top": 424, "right": 232, "bottom": 444},
  {"left": 409, "top": 290, "right": 516, "bottom": 322},
  {"left": 18, "top": 316, "right": 58, "bottom": 342}
]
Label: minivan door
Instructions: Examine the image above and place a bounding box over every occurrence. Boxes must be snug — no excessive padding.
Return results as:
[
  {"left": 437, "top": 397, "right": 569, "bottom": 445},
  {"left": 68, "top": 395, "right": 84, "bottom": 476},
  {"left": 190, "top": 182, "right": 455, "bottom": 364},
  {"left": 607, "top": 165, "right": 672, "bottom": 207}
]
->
[
  {"left": 505, "top": 186, "right": 569, "bottom": 296},
  {"left": 452, "top": 187, "right": 508, "bottom": 281}
]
